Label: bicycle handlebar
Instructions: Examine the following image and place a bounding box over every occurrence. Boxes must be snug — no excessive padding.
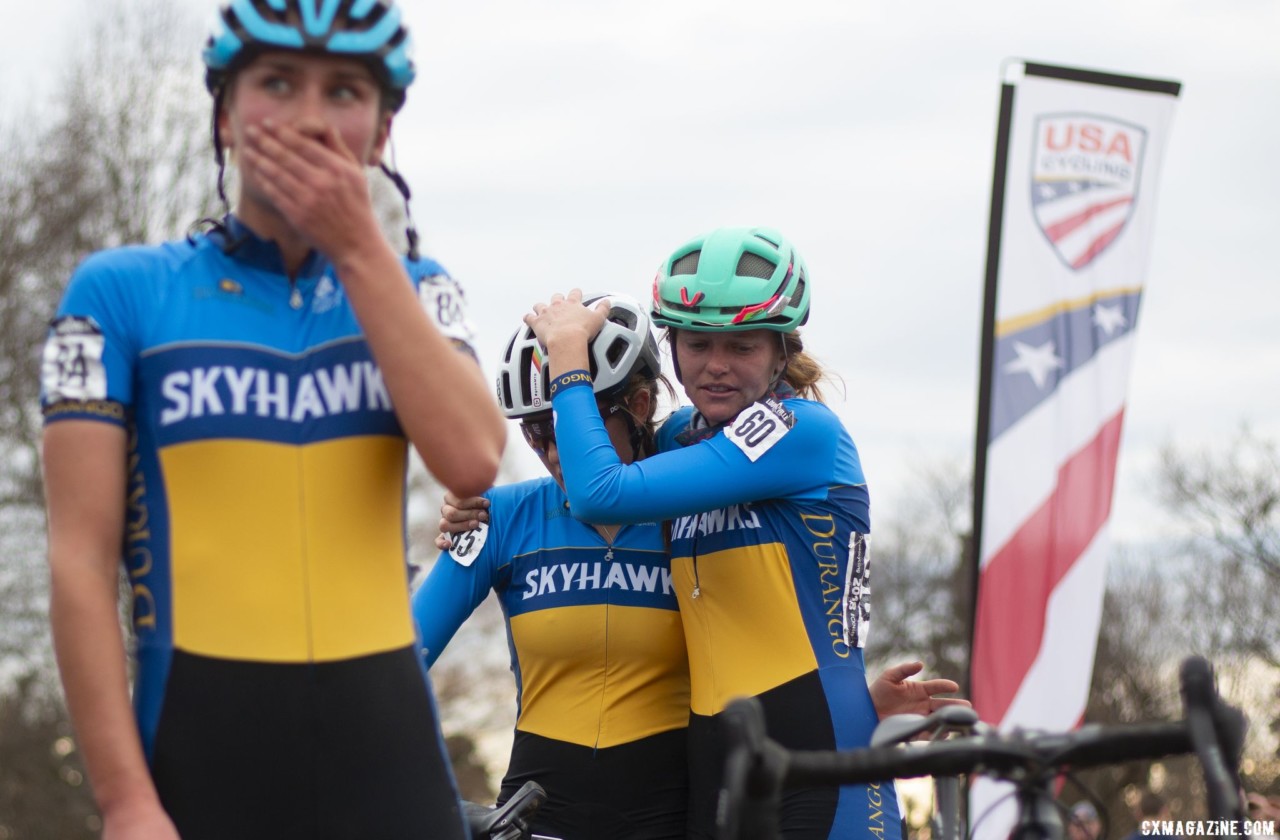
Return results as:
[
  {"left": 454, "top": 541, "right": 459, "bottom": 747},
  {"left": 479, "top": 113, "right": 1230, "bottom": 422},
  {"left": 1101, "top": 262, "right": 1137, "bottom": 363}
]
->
[
  {"left": 717, "top": 656, "right": 1248, "bottom": 840},
  {"left": 781, "top": 720, "right": 1192, "bottom": 787},
  {"left": 464, "top": 781, "right": 548, "bottom": 840},
  {"left": 870, "top": 706, "right": 981, "bottom": 748}
]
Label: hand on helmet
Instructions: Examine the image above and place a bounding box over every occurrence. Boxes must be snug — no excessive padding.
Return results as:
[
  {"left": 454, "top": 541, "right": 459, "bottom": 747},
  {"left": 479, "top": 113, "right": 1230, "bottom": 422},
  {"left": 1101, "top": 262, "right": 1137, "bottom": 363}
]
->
[{"left": 523, "top": 290, "right": 611, "bottom": 358}]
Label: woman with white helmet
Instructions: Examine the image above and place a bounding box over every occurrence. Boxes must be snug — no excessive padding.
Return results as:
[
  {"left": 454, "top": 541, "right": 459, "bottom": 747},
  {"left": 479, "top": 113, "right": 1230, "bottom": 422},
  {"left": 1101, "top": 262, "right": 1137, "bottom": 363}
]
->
[
  {"left": 521, "top": 227, "right": 965, "bottom": 840},
  {"left": 414, "top": 295, "right": 690, "bottom": 839},
  {"left": 39, "top": 2, "right": 503, "bottom": 837}
]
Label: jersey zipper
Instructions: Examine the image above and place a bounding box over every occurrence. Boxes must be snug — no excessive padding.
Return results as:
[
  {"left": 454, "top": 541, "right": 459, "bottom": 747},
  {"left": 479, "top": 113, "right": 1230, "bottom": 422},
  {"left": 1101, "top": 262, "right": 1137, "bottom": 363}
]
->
[
  {"left": 690, "top": 533, "right": 701, "bottom": 599},
  {"left": 597, "top": 524, "right": 620, "bottom": 752}
]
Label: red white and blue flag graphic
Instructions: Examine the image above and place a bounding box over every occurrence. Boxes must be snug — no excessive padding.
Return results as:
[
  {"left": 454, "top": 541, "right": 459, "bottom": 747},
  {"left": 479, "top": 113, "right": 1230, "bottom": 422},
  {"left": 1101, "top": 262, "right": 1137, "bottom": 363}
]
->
[
  {"left": 1032, "top": 115, "right": 1147, "bottom": 271},
  {"left": 969, "top": 63, "right": 1179, "bottom": 837}
]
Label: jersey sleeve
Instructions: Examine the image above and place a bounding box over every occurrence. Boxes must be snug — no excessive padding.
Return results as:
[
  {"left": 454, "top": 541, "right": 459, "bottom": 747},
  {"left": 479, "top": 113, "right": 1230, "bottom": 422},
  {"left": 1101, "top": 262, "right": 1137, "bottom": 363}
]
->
[
  {"left": 411, "top": 482, "right": 524, "bottom": 667},
  {"left": 408, "top": 257, "right": 479, "bottom": 362},
  {"left": 552, "top": 379, "right": 846, "bottom": 524},
  {"left": 40, "top": 250, "right": 145, "bottom": 426},
  {"left": 656, "top": 406, "right": 695, "bottom": 453}
]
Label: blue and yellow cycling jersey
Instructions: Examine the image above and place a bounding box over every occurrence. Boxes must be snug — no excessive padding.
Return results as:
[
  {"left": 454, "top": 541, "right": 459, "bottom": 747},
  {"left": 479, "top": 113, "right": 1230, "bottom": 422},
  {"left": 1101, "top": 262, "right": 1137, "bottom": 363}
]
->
[
  {"left": 413, "top": 476, "right": 689, "bottom": 838},
  {"left": 40, "top": 218, "right": 473, "bottom": 838},
  {"left": 553, "top": 380, "right": 901, "bottom": 840}
]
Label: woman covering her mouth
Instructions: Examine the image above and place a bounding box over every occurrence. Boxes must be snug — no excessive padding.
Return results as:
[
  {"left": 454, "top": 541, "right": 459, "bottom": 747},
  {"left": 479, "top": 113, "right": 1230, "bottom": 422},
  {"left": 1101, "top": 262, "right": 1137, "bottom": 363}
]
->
[{"left": 38, "top": 2, "right": 504, "bottom": 836}]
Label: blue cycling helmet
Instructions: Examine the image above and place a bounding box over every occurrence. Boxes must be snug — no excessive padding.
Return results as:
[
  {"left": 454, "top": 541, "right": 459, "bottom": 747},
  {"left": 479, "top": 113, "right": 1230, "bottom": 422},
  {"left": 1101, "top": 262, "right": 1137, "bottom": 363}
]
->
[{"left": 203, "top": 0, "right": 416, "bottom": 111}]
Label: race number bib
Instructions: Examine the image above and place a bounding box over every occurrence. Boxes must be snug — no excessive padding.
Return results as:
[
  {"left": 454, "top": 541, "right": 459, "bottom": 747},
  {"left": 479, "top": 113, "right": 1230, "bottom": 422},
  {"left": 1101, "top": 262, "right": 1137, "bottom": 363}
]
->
[
  {"left": 447, "top": 522, "right": 489, "bottom": 567},
  {"left": 41, "top": 316, "right": 108, "bottom": 403},
  {"left": 724, "top": 398, "right": 794, "bottom": 462},
  {"left": 842, "top": 532, "right": 871, "bottom": 649},
  {"left": 418, "top": 275, "right": 476, "bottom": 346}
]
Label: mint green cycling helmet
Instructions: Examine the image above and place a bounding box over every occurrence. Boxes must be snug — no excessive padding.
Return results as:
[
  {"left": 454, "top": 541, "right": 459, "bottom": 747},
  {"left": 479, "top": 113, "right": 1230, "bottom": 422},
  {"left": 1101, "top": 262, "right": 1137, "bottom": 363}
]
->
[{"left": 649, "top": 226, "right": 810, "bottom": 332}]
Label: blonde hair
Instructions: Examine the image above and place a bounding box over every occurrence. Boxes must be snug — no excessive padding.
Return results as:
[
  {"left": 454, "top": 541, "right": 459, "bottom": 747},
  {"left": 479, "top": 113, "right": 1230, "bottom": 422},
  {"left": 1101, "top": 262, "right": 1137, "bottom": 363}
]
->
[{"left": 780, "top": 331, "right": 841, "bottom": 403}]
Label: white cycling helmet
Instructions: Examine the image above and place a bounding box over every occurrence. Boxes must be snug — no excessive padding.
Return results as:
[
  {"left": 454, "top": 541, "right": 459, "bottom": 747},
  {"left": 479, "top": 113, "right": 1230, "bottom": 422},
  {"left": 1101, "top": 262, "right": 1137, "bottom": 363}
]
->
[{"left": 497, "top": 293, "right": 661, "bottom": 419}]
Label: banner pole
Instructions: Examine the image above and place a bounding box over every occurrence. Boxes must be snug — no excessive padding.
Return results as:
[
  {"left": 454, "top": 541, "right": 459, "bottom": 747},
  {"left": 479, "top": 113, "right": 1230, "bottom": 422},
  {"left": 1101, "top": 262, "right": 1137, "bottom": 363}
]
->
[{"left": 966, "top": 72, "right": 1017, "bottom": 698}]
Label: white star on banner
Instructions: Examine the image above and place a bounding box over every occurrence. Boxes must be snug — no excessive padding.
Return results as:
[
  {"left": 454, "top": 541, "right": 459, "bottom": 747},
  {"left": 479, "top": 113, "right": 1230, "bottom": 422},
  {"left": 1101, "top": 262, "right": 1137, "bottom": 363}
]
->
[
  {"left": 1093, "top": 303, "right": 1128, "bottom": 337},
  {"left": 1004, "top": 340, "right": 1064, "bottom": 390}
]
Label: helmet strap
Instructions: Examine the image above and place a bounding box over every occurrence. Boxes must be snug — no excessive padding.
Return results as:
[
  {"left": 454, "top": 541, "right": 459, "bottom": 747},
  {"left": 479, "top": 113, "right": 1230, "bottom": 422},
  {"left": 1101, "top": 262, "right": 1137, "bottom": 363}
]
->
[
  {"left": 667, "top": 330, "right": 684, "bottom": 384},
  {"left": 620, "top": 406, "right": 652, "bottom": 462},
  {"left": 210, "top": 91, "right": 231, "bottom": 218},
  {"left": 772, "top": 331, "right": 789, "bottom": 387},
  {"left": 379, "top": 137, "right": 420, "bottom": 261}
]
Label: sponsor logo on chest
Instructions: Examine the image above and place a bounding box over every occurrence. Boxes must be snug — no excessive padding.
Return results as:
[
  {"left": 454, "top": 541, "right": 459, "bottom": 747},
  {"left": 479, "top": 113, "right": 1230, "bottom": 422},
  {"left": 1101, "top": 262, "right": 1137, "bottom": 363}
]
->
[
  {"left": 669, "top": 504, "right": 762, "bottom": 542},
  {"left": 158, "top": 360, "right": 392, "bottom": 426},
  {"left": 521, "top": 561, "right": 674, "bottom": 600}
]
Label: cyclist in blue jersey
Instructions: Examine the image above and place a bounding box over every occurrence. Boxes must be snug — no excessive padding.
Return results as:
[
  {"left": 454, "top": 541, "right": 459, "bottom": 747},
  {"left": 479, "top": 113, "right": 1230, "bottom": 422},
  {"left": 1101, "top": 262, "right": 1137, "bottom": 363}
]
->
[
  {"left": 415, "top": 296, "right": 690, "bottom": 839},
  {"left": 39, "top": 2, "right": 503, "bottom": 838},
  {"left": 520, "top": 227, "right": 959, "bottom": 840}
]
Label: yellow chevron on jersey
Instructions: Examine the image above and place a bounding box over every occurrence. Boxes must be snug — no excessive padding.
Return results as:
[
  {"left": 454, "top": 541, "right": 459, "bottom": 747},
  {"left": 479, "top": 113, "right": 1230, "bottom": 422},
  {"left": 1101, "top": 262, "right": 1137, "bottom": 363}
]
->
[
  {"left": 672, "top": 541, "right": 818, "bottom": 716},
  {"left": 511, "top": 603, "right": 687, "bottom": 748},
  {"left": 40, "top": 218, "right": 475, "bottom": 760},
  {"left": 414, "top": 477, "right": 689, "bottom": 750},
  {"left": 161, "top": 435, "right": 413, "bottom": 661}
]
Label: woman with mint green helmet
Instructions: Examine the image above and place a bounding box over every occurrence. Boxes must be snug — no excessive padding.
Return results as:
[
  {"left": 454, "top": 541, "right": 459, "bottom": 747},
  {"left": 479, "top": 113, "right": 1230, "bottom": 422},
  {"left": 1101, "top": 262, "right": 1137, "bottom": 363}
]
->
[
  {"left": 522, "top": 226, "right": 962, "bottom": 840},
  {"left": 648, "top": 226, "right": 810, "bottom": 332}
]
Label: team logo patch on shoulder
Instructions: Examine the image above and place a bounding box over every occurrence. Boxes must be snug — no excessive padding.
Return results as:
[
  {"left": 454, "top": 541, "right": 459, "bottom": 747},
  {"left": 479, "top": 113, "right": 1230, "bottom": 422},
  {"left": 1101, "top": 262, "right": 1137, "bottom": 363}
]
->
[
  {"left": 724, "top": 398, "right": 794, "bottom": 462},
  {"left": 447, "top": 522, "right": 489, "bottom": 567},
  {"left": 41, "top": 316, "right": 108, "bottom": 403}
]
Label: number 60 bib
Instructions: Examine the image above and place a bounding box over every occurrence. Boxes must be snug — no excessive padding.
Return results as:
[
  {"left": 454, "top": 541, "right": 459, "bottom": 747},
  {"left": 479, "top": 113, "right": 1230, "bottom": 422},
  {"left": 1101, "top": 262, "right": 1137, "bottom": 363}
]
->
[{"left": 725, "top": 398, "right": 794, "bottom": 462}]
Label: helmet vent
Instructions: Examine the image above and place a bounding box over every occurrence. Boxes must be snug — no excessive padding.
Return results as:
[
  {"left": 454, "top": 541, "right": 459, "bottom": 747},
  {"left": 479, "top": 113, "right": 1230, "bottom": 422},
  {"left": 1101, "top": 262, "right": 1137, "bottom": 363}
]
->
[
  {"left": 671, "top": 251, "right": 701, "bottom": 276},
  {"left": 605, "top": 338, "right": 626, "bottom": 367},
  {"left": 736, "top": 252, "right": 776, "bottom": 279},
  {"left": 499, "top": 371, "right": 514, "bottom": 410},
  {"left": 606, "top": 307, "right": 637, "bottom": 330},
  {"left": 518, "top": 346, "right": 537, "bottom": 404},
  {"left": 754, "top": 232, "right": 779, "bottom": 247},
  {"left": 251, "top": 1, "right": 290, "bottom": 26}
]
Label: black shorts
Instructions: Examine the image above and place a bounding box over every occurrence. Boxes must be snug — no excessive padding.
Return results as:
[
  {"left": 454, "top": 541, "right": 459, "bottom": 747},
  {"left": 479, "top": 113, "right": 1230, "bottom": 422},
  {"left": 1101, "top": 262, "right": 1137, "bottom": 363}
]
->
[
  {"left": 151, "top": 646, "right": 466, "bottom": 840},
  {"left": 499, "top": 728, "right": 688, "bottom": 839},
  {"left": 685, "top": 672, "right": 839, "bottom": 840}
]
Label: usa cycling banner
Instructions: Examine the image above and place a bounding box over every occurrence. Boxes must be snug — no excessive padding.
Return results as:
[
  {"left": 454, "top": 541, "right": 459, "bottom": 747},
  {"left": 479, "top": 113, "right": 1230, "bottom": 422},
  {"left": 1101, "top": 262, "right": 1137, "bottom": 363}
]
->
[{"left": 968, "top": 61, "right": 1179, "bottom": 837}]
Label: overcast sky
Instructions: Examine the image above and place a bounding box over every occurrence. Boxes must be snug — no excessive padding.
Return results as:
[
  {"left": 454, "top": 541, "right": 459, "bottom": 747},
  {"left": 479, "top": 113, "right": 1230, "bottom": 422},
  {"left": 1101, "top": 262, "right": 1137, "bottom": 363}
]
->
[{"left": 3, "top": 0, "right": 1278, "bottom": 544}]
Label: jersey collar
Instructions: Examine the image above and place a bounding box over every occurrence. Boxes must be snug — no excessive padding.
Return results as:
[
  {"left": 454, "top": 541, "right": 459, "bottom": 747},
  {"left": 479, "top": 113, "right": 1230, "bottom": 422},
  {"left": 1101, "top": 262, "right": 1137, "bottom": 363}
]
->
[{"left": 212, "top": 215, "right": 329, "bottom": 282}]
